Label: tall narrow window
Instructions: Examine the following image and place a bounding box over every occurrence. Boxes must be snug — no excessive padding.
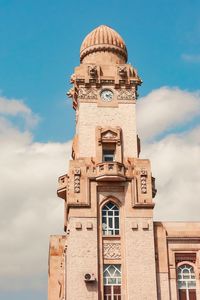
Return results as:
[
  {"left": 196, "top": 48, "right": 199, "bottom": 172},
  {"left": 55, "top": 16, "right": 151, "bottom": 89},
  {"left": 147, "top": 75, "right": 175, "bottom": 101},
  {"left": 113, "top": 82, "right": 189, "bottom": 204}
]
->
[
  {"left": 177, "top": 264, "right": 196, "bottom": 300},
  {"left": 103, "top": 264, "right": 121, "bottom": 300},
  {"left": 102, "top": 202, "right": 119, "bottom": 235}
]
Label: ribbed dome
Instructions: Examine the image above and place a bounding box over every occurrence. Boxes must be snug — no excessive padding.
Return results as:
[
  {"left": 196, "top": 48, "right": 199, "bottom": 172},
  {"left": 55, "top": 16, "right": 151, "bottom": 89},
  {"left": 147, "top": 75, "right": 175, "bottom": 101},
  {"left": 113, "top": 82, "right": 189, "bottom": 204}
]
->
[{"left": 80, "top": 25, "right": 127, "bottom": 63}]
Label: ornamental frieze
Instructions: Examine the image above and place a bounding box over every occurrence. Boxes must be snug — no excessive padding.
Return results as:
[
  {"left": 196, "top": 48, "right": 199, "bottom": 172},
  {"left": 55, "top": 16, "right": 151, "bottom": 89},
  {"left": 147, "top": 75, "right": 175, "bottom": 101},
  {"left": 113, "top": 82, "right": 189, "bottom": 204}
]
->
[
  {"left": 103, "top": 242, "right": 121, "bottom": 260},
  {"left": 117, "top": 89, "right": 135, "bottom": 101},
  {"left": 78, "top": 87, "right": 98, "bottom": 100}
]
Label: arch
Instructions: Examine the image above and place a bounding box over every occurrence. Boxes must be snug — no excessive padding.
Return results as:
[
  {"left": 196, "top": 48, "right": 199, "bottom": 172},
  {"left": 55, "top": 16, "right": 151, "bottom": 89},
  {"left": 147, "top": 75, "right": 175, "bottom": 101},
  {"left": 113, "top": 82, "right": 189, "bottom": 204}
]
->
[
  {"left": 102, "top": 201, "right": 120, "bottom": 236},
  {"left": 100, "top": 195, "right": 122, "bottom": 208},
  {"left": 177, "top": 263, "right": 196, "bottom": 300}
]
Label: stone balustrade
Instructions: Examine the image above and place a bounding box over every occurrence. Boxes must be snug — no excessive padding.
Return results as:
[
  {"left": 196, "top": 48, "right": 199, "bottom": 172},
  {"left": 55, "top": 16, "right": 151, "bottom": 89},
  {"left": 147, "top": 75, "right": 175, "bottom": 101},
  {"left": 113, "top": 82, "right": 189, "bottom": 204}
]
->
[{"left": 96, "top": 162, "right": 125, "bottom": 181}]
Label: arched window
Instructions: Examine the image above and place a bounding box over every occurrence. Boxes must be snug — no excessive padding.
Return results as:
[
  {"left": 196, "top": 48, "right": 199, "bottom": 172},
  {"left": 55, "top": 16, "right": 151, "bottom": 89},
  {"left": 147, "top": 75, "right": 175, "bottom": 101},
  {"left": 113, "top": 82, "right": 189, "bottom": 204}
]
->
[
  {"left": 102, "top": 202, "right": 119, "bottom": 235},
  {"left": 177, "top": 264, "right": 196, "bottom": 300},
  {"left": 103, "top": 264, "right": 121, "bottom": 300}
]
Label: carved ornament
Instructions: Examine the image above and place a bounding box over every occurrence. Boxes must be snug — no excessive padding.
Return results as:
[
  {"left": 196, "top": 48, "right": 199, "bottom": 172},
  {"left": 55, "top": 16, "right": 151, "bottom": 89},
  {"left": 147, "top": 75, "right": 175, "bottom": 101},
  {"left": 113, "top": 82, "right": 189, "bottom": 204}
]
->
[
  {"left": 74, "top": 168, "right": 81, "bottom": 193},
  {"left": 70, "top": 73, "right": 76, "bottom": 83},
  {"left": 103, "top": 242, "right": 121, "bottom": 260},
  {"left": 88, "top": 65, "right": 98, "bottom": 77},
  {"left": 102, "top": 130, "right": 117, "bottom": 139},
  {"left": 97, "top": 127, "right": 121, "bottom": 146},
  {"left": 78, "top": 87, "right": 98, "bottom": 100},
  {"left": 117, "top": 89, "right": 135, "bottom": 101},
  {"left": 140, "top": 168, "right": 147, "bottom": 194},
  {"left": 118, "top": 66, "right": 127, "bottom": 77}
]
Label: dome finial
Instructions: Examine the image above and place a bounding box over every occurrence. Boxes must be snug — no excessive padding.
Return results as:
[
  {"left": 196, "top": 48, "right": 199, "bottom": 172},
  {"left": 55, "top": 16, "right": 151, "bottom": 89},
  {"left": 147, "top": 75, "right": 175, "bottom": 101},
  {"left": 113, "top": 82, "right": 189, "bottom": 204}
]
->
[{"left": 80, "top": 25, "right": 128, "bottom": 64}]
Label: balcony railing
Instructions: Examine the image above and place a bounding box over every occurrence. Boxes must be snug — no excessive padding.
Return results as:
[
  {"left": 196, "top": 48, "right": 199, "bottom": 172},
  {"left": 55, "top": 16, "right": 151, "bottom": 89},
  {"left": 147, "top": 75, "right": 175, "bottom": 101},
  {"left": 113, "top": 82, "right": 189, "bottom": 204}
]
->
[{"left": 96, "top": 162, "right": 125, "bottom": 181}]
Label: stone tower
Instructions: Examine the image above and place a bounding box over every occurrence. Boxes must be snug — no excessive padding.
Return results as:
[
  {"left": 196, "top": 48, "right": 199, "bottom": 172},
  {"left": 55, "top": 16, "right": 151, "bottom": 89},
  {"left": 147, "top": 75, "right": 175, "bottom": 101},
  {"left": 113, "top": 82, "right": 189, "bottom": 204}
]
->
[{"left": 48, "top": 25, "right": 158, "bottom": 300}]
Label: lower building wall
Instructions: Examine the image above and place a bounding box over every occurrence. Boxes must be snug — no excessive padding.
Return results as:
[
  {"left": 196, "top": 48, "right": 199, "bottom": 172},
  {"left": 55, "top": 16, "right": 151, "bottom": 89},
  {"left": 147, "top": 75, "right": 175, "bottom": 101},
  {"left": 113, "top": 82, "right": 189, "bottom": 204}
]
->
[
  {"left": 66, "top": 217, "right": 99, "bottom": 300},
  {"left": 125, "top": 217, "right": 157, "bottom": 300},
  {"left": 48, "top": 222, "right": 200, "bottom": 300},
  {"left": 155, "top": 222, "right": 200, "bottom": 300},
  {"left": 48, "top": 235, "right": 66, "bottom": 300}
]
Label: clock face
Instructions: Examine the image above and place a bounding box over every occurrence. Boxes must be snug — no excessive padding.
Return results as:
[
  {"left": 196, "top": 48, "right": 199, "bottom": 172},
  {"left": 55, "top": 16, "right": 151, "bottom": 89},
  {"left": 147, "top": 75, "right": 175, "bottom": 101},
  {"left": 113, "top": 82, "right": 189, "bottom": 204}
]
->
[{"left": 100, "top": 89, "right": 114, "bottom": 102}]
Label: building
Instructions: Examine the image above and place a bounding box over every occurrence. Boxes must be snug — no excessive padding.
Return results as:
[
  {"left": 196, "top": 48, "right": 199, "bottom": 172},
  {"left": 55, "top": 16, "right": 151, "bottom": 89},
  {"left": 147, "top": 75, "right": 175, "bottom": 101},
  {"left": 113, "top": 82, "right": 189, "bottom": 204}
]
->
[{"left": 48, "top": 25, "right": 200, "bottom": 300}]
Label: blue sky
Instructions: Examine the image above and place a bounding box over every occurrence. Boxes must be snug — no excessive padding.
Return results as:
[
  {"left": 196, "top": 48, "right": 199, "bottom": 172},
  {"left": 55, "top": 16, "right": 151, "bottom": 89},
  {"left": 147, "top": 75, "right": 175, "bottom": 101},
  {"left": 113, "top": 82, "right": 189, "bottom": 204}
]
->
[
  {"left": 0, "top": 1, "right": 200, "bottom": 300},
  {"left": 0, "top": 0, "right": 200, "bottom": 142}
]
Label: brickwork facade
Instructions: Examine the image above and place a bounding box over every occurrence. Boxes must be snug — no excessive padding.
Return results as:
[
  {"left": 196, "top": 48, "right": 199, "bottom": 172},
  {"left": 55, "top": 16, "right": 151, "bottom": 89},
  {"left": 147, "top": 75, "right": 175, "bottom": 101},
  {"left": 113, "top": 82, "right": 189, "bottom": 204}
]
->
[{"left": 48, "top": 25, "right": 200, "bottom": 300}]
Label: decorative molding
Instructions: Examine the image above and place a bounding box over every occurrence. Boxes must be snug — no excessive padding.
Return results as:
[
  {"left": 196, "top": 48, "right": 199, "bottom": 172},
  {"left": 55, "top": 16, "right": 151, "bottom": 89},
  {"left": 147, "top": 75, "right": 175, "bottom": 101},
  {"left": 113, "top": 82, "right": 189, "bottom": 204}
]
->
[
  {"left": 67, "top": 87, "right": 78, "bottom": 110},
  {"left": 103, "top": 242, "right": 121, "bottom": 260},
  {"left": 80, "top": 44, "right": 127, "bottom": 63},
  {"left": 140, "top": 168, "right": 147, "bottom": 194},
  {"left": 70, "top": 73, "right": 76, "bottom": 83},
  {"left": 102, "top": 130, "right": 117, "bottom": 139},
  {"left": 88, "top": 65, "right": 98, "bottom": 77},
  {"left": 78, "top": 87, "right": 98, "bottom": 100},
  {"left": 74, "top": 168, "right": 81, "bottom": 193},
  {"left": 117, "top": 89, "right": 135, "bottom": 100},
  {"left": 118, "top": 66, "right": 127, "bottom": 77},
  {"left": 97, "top": 126, "right": 121, "bottom": 146}
]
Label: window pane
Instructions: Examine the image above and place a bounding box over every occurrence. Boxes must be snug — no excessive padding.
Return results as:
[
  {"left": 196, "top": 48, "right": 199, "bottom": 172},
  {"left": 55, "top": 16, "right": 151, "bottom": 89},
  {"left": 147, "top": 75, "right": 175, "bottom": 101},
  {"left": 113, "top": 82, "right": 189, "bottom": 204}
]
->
[
  {"left": 115, "top": 217, "right": 119, "bottom": 229},
  {"left": 114, "top": 286, "right": 121, "bottom": 294},
  {"left": 104, "top": 286, "right": 111, "bottom": 294},
  {"left": 109, "top": 218, "right": 113, "bottom": 228},
  {"left": 179, "top": 289, "right": 187, "bottom": 300},
  {"left": 189, "top": 290, "right": 197, "bottom": 300},
  {"left": 108, "top": 278, "right": 116, "bottom": 285}
]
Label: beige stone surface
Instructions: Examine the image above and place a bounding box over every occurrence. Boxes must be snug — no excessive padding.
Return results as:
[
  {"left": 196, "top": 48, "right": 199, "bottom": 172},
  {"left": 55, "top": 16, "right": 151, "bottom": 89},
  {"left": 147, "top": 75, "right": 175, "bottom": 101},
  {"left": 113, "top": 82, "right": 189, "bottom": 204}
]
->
[
  {"left": 66, "top": 217, "right": 98, "bottom": 300},
  {"left": 48, "top": 24, "right": 200, "bottom": 300},
  {"left": 125, "top": 218, "right": 157, "bottom": 299},
  {"left": 77, "top": 103, "right": 138, "bottom": 159}
]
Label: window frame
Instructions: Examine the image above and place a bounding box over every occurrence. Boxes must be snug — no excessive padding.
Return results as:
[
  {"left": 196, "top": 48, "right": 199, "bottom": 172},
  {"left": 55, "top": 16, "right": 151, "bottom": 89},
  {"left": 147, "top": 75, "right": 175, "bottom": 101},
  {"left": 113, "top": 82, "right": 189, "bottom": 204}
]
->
[
  {"left": 103, "top": 264, "right": 122, "bottom": 300},
  {"left": 102, "top": 149, "right": 115, "bottom": 162},
  {"left": 177, "top": 263, "right": 196, "bottom": 300},
  {"left": 102, "top": 202, "right": 120, "bottom": 236}
]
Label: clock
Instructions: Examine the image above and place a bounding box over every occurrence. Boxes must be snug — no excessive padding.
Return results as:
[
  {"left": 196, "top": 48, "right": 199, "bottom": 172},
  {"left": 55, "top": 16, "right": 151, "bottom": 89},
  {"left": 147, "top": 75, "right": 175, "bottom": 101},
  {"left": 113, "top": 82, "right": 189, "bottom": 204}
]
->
[{"left": 100, "top": 89, "right": 114, "bottom": 102}]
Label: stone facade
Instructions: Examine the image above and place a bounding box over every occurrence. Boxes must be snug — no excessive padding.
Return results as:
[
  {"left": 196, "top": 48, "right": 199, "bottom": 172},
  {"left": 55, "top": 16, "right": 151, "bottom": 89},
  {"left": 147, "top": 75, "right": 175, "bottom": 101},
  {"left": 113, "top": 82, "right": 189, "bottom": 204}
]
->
[{"left": 48, "top": 25, "right": 200, "bottom": 300}]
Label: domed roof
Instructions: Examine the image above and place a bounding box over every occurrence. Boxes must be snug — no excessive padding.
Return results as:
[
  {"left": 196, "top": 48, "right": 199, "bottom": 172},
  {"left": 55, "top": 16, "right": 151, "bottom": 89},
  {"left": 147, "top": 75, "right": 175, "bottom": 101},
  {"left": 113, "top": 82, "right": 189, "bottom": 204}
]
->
[{"left": 80, "top": 25, "right": 127, "bottom": 62}]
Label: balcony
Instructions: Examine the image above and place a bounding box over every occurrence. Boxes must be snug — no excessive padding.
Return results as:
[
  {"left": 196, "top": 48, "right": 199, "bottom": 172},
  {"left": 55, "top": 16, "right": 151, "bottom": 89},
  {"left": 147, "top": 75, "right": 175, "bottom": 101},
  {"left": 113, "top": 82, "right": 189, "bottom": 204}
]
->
[
  {"left": 57, "top": 174, "right": 68, "bottom": 199},
  {"left": 96, "top": 162, "right": 126, "bottom": 181}
]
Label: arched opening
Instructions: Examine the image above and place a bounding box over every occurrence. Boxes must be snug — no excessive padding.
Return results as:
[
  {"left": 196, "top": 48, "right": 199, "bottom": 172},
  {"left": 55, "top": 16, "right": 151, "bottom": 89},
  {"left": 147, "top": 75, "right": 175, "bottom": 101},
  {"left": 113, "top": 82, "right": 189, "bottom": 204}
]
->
[
  {"left": 177, "top": 264, "right": 196, "bottom": 300},
  {"left": 102, "top": 202, "right": 120, "bottom": 236}
]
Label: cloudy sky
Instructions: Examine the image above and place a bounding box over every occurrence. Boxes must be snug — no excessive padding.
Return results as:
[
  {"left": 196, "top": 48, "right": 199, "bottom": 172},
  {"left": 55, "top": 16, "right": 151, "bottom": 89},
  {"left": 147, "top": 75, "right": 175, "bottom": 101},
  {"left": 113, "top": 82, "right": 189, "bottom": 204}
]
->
[{"left": 0, "top": 0, "right": 200, "bottom": 299}]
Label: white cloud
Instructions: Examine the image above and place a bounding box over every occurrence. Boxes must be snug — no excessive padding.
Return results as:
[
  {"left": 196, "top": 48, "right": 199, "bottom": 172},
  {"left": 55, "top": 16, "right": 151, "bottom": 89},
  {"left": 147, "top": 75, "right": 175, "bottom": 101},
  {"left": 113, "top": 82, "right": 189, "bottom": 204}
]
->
[
  {"left": 137, "top": 87, "right": 200, "bottom": 220},
  {"left": 137, "top": 87, "right": 200, "bottom": 140},
  {"left": 0, "top": 95, "right": 39, "bottom": 128},
  {"left": 181, "top": 53, "right": 200, "bottom": 63},
  {"left": 1, "top": 87, "right": 200, "bottom": 294},
  {"left": 141, "top": 128, "right": 200, "bottom": 220},
  {"left": 0, "top": 96, "right": 71, "bottom": 291}
]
